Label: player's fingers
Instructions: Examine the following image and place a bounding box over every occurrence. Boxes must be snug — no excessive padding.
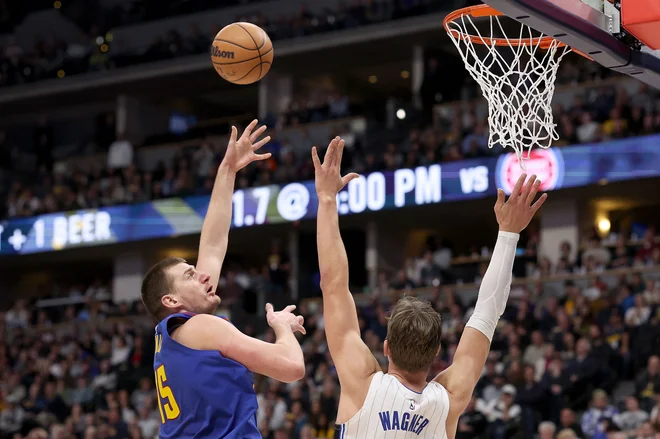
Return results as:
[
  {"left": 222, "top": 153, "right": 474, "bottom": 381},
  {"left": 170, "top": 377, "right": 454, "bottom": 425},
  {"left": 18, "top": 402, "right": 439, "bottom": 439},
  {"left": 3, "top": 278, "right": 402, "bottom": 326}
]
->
[
  {"left": 242, "top": 119, "right": 259, "bottom": 139},
  {"left": 520, "top": 174, "right": 537, "bottom": 201},
  {"left": 509, "top": 173, "right": 527, "bottom": 202},
  {"left": 311, "top": 147, "right": 321, "bottom": 170},
  {"left": 283, "top": 304, "right": 296, "bottom": 313},
  {"left": 326, "top": 137, "right": 338, "bottom": 165},
  {"left": 229, "top": 126, "right": 238, "bottom": 144},
  {"left": 252, "top": 136, "right": 271, "bottom": 150},
  {"left": 297, "top": 324, "right": 306, "bottom": 335},
  {"left": 333, "top": 139, "right": 345, "bottom": 168},
  {"left": 526, "top": 179, "right": 542, "bottom": 206},
  {"left": 341, "top": 173, "right": 359, "bottom": 188},
  {"left": 530, "top": 193, "right": 548, "bottom": 214},
  {"left": 312, "top": 146, "right": 321, "bottom": 171},
  {"left": 250, "top": 125, "right": 267, "bottom": 144},
  {"left": 297, "top": 315, "right": 304, "bottom": 327},
  {"left": 494, "top": 189, "right": 506, "bottom": 211},
  {"left": 265, "top": 303, "right": 274, "bottom": 314},
  {"left": 254, "top": 152, "right": 272, "bottom": 161},
  {"left": 331, "top": 138, "right": 342, "bottom": 167}
]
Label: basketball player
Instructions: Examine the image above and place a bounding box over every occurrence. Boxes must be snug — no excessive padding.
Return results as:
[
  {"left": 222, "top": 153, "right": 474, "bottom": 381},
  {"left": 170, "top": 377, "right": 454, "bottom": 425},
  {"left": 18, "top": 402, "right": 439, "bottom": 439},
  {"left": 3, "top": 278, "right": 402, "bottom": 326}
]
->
[
  {"left": 311, "top": 137, "right": 547, "bottom": 438},
  {"left": 141, "top": 120, "right": 306, "bottom": 439}
]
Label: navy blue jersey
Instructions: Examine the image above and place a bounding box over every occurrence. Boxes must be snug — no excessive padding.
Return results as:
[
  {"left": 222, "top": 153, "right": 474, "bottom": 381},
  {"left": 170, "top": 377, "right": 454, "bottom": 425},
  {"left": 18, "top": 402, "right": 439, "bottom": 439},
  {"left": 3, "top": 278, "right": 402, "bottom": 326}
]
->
[{"left": 153, "top": 312, "right": 260, "bottom": 439}]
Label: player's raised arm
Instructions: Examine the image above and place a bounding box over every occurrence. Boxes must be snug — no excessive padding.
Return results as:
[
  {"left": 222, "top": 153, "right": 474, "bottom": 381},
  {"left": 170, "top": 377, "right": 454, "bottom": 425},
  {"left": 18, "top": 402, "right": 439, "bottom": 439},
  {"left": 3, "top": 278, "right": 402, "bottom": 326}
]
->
[
  {"left": 312, "top": 138, "right": 381, "bottom": 409},
  {"left": 435, "top": 174, "right": 547, "bottom": 422},
  {"left": 196, "top": 120, "right": 271, "bottom": 288},
  {"left": 174, "top": 303, "right": 305, "bottom": 383}
]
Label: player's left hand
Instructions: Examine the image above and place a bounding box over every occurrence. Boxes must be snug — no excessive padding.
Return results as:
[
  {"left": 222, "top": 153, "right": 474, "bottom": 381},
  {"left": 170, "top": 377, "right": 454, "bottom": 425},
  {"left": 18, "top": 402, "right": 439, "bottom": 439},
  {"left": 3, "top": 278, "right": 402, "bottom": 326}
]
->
[
  {"left": 265, "top": 303, "right": 306, "bottom": 335},
  {"left": 494, "top": 173, "right": 547, "bottom": 234},
  {"left": 312, "top": 136, "right": 359, "bottom": 198},
  {"left": 222, "top": 119, "right": 272, "bottom": 173}
]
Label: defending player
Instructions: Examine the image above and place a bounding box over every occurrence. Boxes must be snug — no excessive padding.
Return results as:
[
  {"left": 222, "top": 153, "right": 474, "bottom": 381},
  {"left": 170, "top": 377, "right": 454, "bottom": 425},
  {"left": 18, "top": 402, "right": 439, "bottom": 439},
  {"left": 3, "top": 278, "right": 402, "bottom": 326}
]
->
[
  {"left": 141, "top": 120, "right": 306, "bottom": 439},
  {"left": 312, "top": 137, "right": 547, "bottom": 439}
]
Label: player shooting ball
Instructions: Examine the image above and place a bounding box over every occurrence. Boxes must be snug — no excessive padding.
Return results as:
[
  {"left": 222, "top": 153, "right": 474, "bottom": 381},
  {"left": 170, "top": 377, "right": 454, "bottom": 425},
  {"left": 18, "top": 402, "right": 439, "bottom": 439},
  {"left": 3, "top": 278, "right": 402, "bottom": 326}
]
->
[
  {"left": 313, "top": 136, "right": 546, "bottom": 439},
  {"left": 141, "top": 120, "right": 306, "bottom": 439}
]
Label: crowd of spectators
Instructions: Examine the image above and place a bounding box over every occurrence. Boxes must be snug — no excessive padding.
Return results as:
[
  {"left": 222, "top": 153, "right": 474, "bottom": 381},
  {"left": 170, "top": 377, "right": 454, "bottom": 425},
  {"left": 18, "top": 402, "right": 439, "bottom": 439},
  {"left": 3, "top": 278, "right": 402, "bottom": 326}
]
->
[
  {"left": 1, "top": 217, "right": 660, "bottom": 439},
  {"left": 3, "top": 73, "right": 660, "bottom": 220},
  {"left": 0, "top": 0, "right": 445, "bottom": 88},
  {"left": 62, "top": 0, "right": 274, "bottom": 34},
  {"left": 4, "top": 2, "right": 660, "bottom": 439}
]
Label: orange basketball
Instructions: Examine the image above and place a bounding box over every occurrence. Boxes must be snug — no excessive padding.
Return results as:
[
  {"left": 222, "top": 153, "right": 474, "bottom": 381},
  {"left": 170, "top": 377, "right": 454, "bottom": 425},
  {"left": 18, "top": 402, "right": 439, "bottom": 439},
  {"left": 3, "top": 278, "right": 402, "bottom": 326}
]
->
[{"left": 211, "top": 22, "right": 274, "bottom": 85}]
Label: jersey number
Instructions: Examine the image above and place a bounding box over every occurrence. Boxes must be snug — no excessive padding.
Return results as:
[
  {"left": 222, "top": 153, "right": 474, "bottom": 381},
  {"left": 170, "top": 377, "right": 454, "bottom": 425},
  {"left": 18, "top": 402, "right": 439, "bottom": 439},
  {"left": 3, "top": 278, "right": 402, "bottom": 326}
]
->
[{"left": 155, "top": 364, "right": 181, "bottom": 424}]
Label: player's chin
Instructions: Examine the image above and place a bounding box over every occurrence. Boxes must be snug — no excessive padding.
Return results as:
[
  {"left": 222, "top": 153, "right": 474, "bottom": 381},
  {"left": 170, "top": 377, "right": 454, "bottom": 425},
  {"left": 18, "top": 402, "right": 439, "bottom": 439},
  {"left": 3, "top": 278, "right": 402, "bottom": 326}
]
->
[{"left": 200, "top": 296, "right": 220, "bottom": 315}]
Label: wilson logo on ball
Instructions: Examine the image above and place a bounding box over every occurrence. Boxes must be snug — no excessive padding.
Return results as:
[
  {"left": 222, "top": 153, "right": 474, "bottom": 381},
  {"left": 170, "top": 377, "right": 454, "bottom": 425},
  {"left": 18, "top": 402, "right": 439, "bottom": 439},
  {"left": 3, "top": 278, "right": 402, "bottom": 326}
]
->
[
  {"left": 212, "top": 47, "right": 235, "bottom": 59},
  {"left": 211, "top": 22, "right": 273, "bottom": 85},
  {"left": 495, "top": 148, "right": 565, "bottom": 195}
]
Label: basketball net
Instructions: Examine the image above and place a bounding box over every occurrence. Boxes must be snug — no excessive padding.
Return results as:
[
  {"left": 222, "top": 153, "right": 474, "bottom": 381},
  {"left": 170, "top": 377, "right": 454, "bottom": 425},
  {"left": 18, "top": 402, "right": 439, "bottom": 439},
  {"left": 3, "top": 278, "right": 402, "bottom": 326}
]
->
[{"left": 445, "top": 10, "right": 571, "bottom": 167}]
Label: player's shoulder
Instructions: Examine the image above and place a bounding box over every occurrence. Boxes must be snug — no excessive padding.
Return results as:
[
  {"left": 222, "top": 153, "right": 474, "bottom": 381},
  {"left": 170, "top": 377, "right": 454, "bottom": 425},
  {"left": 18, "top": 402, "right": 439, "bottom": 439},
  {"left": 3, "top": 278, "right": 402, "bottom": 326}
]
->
[
  {"left": 370, "top": 371, "right": 389, "bottom": 384},
  {"left": 426, "top": 380, "right": 451, "bottom": 401},
  {"left": 427, "top": 378, "right": 448, "bottom": 390},
  {"left": 172, "top": 313, "right": 234, "bottom": 350},
  {"left": 181, "top": 313, "right": 231, "bottom": 331}
]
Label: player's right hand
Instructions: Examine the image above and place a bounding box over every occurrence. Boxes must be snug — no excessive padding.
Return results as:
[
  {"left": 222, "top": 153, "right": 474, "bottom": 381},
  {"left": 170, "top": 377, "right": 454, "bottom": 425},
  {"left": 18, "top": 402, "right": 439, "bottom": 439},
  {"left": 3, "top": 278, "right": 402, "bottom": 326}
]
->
[
  {"left": 222, "top": 119, "right": 272, "bottom": 173},
  {"left": 494, "top": 173, "right": 547, "bottom": 234},
  {"left": 311, "top": 136, "right": 359, "bottom": 198},
  {"left": 265, "top": 303, "right": 306, "bottom": 335}
]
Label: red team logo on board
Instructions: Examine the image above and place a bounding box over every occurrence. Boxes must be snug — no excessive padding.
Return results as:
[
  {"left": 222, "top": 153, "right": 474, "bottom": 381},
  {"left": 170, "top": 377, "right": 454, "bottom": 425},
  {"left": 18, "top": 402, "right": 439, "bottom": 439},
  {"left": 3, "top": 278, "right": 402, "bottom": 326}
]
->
[{"left": 495, "top": 148, "right": 565, "bottom": 195}]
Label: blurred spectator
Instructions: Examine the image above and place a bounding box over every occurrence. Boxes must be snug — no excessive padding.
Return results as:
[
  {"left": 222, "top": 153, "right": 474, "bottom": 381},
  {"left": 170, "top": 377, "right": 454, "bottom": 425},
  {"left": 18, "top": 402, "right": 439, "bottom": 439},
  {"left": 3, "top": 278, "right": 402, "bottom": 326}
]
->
[
  {"left": 4, "top": 71, "right": 660, "bottom": 223},
  {"left": 456, "top": 396, "right": 487, "bottom": 439},
  {"left": 107, "top": 134, "right": 134, "bottom": 170},
  {"left": 538, "top": 421, "right": 557, "bottom": 439},
  {"left": 614, "top": 396, "right": 648, "bottom": 434},
  {"left": 0, "top": 0, "right": 440, "bottom": 88},
  {"left": 581, "top": 389, "right": 618, "bottom": 438},
  {"left": 0, "top": 221, "right": 660, "bottom": 439}
]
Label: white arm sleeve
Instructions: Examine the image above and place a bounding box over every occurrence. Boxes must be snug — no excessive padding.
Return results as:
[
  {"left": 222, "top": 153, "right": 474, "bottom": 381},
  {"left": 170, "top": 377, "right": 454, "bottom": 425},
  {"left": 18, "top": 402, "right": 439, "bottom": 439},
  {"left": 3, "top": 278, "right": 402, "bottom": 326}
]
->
[{"left": 465, "top": 231, "right": 519, "bottom": 341}]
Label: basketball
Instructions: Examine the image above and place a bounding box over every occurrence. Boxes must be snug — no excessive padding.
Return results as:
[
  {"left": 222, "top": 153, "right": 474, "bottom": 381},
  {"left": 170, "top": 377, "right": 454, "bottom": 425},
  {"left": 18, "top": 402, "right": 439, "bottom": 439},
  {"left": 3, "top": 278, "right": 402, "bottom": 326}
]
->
[{"left": 211, "top": 22, "right": 274, "bottom": 85}]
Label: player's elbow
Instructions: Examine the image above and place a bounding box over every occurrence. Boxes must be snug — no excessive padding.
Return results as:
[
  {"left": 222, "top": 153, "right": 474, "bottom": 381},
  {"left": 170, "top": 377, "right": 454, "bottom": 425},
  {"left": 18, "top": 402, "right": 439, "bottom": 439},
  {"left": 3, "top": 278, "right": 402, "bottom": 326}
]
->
[
  {"left": 294, "top": 363, "right": 305, "bottom": 381},
  {"left": 319, "top": 275, "right": 347, "bottom": 294},
  {"left": 290, "top": 361, "right": 306, "bottom": 382},
  {"left": 279, "top": 361, "right": 305, "bottom": 383}
]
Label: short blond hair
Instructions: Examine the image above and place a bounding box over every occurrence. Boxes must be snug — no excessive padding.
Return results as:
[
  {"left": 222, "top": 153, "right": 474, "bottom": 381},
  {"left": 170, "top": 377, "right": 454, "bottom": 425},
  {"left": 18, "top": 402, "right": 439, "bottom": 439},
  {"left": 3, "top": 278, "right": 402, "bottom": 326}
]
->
[
  {"left": 387, "top": 297, "right": 442, "bottom": 372},
  {"left": 556, "top": 429, "right": 577, "bottom": 439}
]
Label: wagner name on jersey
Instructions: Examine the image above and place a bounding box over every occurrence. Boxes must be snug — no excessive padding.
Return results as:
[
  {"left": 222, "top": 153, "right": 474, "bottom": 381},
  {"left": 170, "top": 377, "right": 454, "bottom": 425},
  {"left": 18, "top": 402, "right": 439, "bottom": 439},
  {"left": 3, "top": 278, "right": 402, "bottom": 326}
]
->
[{"left": 337, "top": 372, "right": 450, "bottom": 439}]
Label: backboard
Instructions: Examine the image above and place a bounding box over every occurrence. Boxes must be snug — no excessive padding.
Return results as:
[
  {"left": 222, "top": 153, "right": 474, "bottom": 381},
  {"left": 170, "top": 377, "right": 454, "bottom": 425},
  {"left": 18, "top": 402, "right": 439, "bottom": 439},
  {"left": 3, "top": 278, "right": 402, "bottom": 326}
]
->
[{"left": 481, "top": 0, "right": 660, "bottom": 89}]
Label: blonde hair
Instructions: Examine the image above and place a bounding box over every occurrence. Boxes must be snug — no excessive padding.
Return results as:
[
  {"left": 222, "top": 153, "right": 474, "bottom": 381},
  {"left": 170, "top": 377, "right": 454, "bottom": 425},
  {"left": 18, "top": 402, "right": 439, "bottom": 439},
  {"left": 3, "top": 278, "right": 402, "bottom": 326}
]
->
[
  {"left": 387, "top": 297, "right": 442, "bottom": 372},
  {"left": 556, "top": 429, "right": 577, "bottom": 439}
]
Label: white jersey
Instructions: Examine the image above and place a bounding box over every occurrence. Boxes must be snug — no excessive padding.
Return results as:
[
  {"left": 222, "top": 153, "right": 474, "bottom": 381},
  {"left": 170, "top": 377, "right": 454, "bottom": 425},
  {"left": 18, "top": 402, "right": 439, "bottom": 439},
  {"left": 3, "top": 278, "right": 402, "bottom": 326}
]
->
[{"left": 337, "top": 372, "right": 450, "bottom": 439}]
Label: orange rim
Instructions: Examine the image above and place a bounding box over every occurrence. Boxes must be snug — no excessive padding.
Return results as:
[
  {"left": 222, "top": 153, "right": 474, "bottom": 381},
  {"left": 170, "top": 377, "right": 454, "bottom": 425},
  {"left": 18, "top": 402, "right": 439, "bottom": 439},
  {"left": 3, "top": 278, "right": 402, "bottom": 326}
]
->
[{"left": 443, "top": 4, "right": 567, "bottom": 50}]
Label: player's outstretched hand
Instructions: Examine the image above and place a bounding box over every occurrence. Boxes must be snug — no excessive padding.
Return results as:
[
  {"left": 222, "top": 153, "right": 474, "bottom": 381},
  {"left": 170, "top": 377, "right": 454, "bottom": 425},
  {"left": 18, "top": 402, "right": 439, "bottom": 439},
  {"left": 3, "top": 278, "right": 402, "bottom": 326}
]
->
[
  {"left": 311, "top": 136, "right": 359, "bottom": 198},
  {"left": 223, "top": 119, "right": 272, "bottom": 173},
  {"left": 494, "top": 173, "right": 548, "bottom": 234},
  {"left": 265, "top": 303, "right": 306, "bottom": 335}
]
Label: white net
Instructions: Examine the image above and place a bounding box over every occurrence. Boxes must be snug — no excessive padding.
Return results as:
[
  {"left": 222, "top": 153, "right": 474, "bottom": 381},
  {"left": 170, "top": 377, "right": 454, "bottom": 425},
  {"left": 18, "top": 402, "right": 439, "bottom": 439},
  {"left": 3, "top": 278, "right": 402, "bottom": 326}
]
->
[{"left": 445, "top": 12, "right": 571, "bottom": 165}]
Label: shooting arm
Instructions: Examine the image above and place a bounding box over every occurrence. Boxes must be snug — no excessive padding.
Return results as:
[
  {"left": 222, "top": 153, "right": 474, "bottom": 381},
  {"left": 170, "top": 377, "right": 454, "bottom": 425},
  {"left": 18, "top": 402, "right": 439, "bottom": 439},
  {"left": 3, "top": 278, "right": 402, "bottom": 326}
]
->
[
  {"left": 177, "top": 314, "right": 305, "bottom": 383},
  {"left": 196, "top": 163, "right": 235, "bottom": 287},
  {"left": 317, "top": 195, "right": 380, "bottom": 385},
  {"left": 435, "top": 231, "right": 519, "bottom": 408}
]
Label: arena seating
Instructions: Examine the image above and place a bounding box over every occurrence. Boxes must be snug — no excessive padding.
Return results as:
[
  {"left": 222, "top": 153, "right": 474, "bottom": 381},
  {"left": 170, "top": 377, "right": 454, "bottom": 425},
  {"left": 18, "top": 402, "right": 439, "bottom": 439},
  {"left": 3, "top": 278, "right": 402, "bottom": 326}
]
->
[
  {"left": 0, "top": 0, "right": 443, "bottom": 88},
  {"left": 3, "top": 2, "right": 660, "bottom": 438},
  {"left": 1, "top": 224, "right": 659, "bottom": 438},
  {"left": 3, "top": 75, "right": 660, "bottom": 220}
]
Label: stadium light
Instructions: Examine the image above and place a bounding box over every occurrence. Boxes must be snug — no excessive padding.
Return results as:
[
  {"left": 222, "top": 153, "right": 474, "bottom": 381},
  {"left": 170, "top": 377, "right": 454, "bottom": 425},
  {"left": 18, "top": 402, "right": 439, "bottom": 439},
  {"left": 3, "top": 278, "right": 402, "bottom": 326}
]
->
[{"left": 598, "top": 217, "right": 611, "bottom": 235}]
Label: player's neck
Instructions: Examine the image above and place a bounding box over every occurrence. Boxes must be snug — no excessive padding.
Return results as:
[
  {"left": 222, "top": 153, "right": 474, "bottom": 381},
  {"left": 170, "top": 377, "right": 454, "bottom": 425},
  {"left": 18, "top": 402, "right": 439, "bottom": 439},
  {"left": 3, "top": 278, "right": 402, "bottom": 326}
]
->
[{"left": 387, "top": 367, "right": 428, "bottom": 393}]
